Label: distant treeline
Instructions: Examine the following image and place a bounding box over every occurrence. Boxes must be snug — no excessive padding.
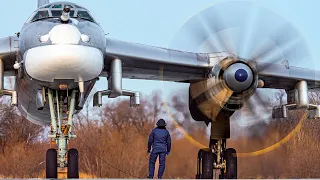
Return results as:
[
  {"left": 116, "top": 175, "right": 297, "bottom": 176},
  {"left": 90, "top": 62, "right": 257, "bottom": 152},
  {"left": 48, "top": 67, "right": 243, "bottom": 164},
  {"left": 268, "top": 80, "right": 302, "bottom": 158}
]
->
[{"left": 0, "top": 91, "right": 320, "bottom": 178}]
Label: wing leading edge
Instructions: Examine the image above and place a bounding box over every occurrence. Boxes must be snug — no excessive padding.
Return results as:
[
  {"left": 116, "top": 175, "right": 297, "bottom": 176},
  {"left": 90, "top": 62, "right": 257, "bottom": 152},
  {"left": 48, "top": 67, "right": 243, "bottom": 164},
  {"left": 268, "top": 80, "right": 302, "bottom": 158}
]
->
[
  {"left": 104, "top": 38, "right": 320, "bottom": 89},
  {"left": 0, "top": 36, "right": 19, "bottom": 76},
  {"left": 104, "top": 38, "right": 229, "bottom": 82},
  {"left": 257, "top": 62, "right": 320, "bottom": 90}
]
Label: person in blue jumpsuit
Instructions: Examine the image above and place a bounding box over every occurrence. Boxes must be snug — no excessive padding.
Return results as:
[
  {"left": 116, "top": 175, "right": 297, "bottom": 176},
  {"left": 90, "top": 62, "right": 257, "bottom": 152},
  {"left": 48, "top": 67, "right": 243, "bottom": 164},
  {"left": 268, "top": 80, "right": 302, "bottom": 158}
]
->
[{"left": 147, "top": 119, "right": 171, "bottom": 179}]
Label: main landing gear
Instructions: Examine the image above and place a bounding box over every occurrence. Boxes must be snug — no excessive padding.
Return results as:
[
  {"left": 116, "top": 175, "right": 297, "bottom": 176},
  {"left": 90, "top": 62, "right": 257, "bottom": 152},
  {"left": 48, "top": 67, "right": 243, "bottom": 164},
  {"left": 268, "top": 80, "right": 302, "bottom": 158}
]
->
[
  {"left": 196, "top": 139, "right": 237, "bottom": 179},
  {"left": 45, "top": 88, "right": 79, "bottom": 179}
]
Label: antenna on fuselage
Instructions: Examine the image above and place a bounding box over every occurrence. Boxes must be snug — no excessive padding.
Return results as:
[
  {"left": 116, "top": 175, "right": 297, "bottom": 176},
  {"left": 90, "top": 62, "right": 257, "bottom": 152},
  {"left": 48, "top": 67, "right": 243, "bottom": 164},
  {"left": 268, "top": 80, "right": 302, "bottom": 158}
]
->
[{"left": 38, "top": 0, "right": 49, "bottom": 8}]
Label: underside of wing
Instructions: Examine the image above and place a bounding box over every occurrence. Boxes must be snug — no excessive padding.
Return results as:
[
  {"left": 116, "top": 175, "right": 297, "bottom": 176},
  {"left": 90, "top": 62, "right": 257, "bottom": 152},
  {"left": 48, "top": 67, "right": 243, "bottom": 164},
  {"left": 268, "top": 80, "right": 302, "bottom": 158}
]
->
[
  {"left": 0, "top": 36, "right": 19, "bottom": 76},
  {"left": 104, "top": 38, "right": 228, "bottom": 82},
  {"left": 257, "top": 62, "right": 320, "bottom": 90}
]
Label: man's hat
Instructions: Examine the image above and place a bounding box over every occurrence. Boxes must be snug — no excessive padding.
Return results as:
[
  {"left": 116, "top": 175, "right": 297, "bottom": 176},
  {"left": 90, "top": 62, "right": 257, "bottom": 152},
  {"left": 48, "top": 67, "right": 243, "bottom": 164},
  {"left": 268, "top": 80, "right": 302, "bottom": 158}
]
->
[{"left": 156, "top": 119, "right": 166, "bottom": 127}]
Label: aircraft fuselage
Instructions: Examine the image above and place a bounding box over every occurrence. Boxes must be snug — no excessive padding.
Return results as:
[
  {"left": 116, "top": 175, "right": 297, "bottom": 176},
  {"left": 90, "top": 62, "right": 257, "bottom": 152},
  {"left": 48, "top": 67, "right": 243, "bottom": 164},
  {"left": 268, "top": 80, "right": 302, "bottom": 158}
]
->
[{"left": 15, "top": 3, "right": 106, "bottom": 125}]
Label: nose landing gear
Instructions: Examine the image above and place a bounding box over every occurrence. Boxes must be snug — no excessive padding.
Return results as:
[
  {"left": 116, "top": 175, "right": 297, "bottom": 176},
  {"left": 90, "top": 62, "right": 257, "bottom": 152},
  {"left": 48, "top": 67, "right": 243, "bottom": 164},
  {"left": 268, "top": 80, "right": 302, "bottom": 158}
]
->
[
  {"left": 45, "top": 88, "right": 79, "bottom": 179},
  {"left": 196, "top": 139, "right": 237, "bottom": 179}
]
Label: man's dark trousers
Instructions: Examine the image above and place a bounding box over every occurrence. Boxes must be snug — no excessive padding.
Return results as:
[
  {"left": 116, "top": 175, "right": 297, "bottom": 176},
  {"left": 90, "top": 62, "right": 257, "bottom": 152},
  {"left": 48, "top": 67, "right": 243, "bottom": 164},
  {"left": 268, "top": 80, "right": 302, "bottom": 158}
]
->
[{"left": 148, "top": 151, "right": 166, "bottom": 178}]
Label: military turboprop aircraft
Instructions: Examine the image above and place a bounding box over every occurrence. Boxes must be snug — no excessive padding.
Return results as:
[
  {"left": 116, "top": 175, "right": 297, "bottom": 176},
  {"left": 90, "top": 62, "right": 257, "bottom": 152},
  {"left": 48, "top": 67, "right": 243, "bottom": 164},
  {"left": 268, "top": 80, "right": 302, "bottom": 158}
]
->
[{"left": 1, "top": 0, "right": 319, "bottom": 178}]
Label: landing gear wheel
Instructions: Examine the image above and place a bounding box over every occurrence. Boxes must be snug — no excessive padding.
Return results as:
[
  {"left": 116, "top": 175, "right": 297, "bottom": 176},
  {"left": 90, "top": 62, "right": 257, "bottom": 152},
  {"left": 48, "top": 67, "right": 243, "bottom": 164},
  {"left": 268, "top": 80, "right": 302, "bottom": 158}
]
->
[
  {"left": 67, "top": 148, "right": 79, "bottom": 179},
  {"left": 196, "top": 148, "right": 216, "bottom": 179},
  {"left": 46, "top": 148, "right": 58, "bottom": 179},
  {"left": 223, "top": 148, "right": 237, "bottom": 179}
]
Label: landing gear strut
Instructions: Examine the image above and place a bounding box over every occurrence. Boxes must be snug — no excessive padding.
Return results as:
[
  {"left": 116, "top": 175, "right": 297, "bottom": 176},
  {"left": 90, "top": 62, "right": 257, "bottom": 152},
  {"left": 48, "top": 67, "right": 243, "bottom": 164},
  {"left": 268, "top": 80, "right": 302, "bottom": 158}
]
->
[
  {"left": 45, "top": 88, "right": 79, "bottom": 179},
  {"left": 196, "top": 139, "right": 237, "bottom": 179},
  {"left": 195, "top": 110, "right": 237, "bottom": 179}
]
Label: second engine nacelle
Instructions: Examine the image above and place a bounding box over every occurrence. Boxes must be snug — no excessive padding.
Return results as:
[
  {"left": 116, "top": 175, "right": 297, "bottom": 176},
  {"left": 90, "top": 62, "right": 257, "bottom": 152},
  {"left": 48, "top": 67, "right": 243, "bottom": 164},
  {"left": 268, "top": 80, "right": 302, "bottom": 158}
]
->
[{"left": 189, "top": 57, "right": 258, "bottom": 124}]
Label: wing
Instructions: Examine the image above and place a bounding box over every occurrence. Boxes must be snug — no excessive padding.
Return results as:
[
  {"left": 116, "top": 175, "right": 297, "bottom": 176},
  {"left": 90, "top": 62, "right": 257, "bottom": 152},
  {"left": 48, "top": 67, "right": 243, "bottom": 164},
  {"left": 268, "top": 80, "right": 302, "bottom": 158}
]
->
[
  {"left": 104, "top": 38, "right": 320, "bottom": 90},
  {"left": 104, "top": 38, "right": 229, "bottom": 82},
  {"left": 0, "top": 36, "right": 19, "bottom": 76},
  {"left": 257, "top": 62, "right": 320, "bottom": 90}
]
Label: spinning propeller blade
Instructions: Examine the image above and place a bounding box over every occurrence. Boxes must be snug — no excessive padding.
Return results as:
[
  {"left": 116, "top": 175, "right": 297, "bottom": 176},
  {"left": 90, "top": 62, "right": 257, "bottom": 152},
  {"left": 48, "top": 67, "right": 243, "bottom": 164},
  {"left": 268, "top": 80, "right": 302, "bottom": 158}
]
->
[{"left": 167, "top": 1, "right": 313, "bottom": 155}]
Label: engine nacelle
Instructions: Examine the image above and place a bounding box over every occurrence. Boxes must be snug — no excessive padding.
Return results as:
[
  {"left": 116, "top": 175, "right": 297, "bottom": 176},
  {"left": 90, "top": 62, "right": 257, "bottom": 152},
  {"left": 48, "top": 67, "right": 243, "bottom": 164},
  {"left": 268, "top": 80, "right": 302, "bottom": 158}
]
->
[{"left": 189, "top": 57, "right": 258, "bottom": 124}]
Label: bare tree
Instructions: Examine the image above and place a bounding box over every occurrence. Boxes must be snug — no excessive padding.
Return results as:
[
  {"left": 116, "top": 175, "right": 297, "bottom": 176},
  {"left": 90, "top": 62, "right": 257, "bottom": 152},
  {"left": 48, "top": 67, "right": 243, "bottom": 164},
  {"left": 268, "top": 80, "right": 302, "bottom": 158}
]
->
[{"left": 0, "top": 104, "right": 43, "bottom": 153}]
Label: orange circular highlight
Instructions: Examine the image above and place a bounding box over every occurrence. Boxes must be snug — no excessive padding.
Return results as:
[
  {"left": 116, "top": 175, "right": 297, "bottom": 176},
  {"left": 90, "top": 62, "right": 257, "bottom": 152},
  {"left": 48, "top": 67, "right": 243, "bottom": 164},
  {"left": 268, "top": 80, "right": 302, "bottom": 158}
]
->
[{"left": 163, "top": 100, "right": 306, "bottom": 158}]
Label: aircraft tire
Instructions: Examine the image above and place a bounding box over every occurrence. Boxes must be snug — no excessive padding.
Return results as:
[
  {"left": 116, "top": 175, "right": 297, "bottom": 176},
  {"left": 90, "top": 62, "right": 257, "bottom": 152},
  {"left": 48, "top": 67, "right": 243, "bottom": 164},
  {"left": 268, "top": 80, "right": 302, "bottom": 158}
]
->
[
  {"left": 196, "top": 148, "right": 214, "bottom": 179},
  {"left": 223, "top": 148, "right": 237, "bottom": 179},
  {"left": 67, "top": 148, "right": 79, "bottom": 179},
  {"left": 46, "top": 148, "right": 58, "bottom": 179}
]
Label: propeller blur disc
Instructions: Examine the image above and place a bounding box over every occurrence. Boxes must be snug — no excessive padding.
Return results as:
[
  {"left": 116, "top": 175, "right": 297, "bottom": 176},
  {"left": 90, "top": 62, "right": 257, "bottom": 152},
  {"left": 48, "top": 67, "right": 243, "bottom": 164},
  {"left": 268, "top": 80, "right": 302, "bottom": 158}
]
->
[{"left": 164, "top": 1, "right": 313, "bottom": 156}]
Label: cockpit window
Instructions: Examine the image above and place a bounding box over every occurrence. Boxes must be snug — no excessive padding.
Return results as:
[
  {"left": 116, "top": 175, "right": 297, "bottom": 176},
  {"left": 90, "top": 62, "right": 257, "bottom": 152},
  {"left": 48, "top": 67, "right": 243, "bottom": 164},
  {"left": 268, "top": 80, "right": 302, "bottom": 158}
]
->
[
  {"left": 52, "top": 4, "right": 62, "bottom": 8},
  {"left": 51, "top": 10, "right": 61, "bottom": 17},
  {"left": 77, "top": 11, "right": 94, "bottom": 22},
  {"left": 31, "top": 10, "right": 49, "bottom": 22},
  {"left": 69, "top": 10, "right": 75, "bottom": 17},
  {"left": 64, "top": 4, "right": 74, "bottom": 8},
  {"left": 51, "top": 10, "right": 74, "bottom": 17},
  {"left": 27, "top": 3, "right": 97, "bottom": 23}
]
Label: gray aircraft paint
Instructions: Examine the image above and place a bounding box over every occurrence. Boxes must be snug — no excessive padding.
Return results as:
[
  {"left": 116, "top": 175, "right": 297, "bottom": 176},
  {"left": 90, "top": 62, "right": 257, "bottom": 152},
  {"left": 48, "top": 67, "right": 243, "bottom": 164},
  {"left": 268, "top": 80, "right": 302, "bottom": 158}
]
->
[
  {"left": 38, "top": 0, "right": 49, "bottom": 8},
  {"left": 15, "top": 2, "right": 105, "bottom": 125}
]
